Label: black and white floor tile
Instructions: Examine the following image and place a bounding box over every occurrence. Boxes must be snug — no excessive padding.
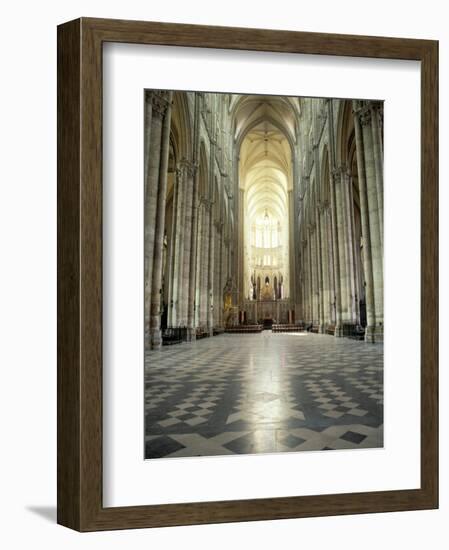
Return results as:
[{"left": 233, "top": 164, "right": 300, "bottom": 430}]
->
[{"left": 144, "top": 332, "right": 383, "bottom": 459}]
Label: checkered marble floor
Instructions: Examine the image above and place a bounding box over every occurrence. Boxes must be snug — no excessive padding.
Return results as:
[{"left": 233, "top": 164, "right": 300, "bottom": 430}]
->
[{"left": 145, "top": 332, "right": 383, "bottom": 459}]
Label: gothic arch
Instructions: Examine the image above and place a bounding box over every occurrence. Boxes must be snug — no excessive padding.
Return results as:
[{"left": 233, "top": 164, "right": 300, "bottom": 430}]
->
[
  {"left": 198, "top": 141, "right": 208, "bottom": 200},
  {"left": 213, "top": 175, "right": 221, "bottom": 223},
  {"left": 236, "top": 114, "right": 296, "bottom": 157},
  {"left": 335, "top": 100, "right": 354, "bottom": 168},
  {"left": 171, "top": 92, "right": 193, "bottom": 161},
  {"left": 320, "top": 146, "right": 331, "bottom": 205}
]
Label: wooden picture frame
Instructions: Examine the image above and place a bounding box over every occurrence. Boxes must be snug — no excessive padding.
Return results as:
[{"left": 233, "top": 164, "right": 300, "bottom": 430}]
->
[{"left": 57, "top": 17, "right": 438, "bottom": 531}]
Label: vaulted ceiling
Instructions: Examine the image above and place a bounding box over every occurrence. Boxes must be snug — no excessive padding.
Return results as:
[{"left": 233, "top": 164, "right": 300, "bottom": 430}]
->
[
  {"left": 242, "top": 123, "right": 289, "bottom": 222},
  {"left": 231, "top": 94, "right": 299, "bottom": 146},
  {"left": 233, "top": 95, "right": 298, "bottom": 225}
]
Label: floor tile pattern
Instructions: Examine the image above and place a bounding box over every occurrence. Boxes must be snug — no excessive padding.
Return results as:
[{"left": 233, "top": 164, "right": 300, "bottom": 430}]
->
[{"left": 145, "top": 332, "right": 383, "bottom": 459}]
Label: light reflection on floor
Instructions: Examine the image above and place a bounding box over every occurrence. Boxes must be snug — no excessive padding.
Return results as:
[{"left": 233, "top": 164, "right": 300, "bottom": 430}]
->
[{"left": 145, "top": 332, "right": 383, "bottom": 459}]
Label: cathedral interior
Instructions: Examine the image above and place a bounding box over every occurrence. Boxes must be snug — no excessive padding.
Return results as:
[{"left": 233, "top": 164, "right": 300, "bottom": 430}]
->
[{"left": 144, "top": 91, "right": 384, "bottom": 459}]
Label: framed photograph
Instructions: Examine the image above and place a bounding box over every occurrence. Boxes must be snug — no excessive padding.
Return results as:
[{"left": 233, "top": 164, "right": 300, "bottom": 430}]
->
[{"left": 57, "top": 17, "right": 438, "bottom": 531}]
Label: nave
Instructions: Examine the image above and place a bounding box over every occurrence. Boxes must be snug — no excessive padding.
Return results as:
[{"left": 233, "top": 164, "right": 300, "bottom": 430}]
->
[
  {"left": 144, "top": 91, "right": 384, "bottom": 458},
  {"left": 144, "top": 92, "right": 384, "bottom": 350}
]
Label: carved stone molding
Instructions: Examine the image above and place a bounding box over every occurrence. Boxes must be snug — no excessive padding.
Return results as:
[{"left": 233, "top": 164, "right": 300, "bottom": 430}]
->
[
  {"left": 177, "top": 158, "right": 196, "bottom": 178},
  {"left": 218, "top": 222, "right": 225, "bottom": 234},
  {"left": 331, "top": 168, "right": 342, "bottom": 185},
  {"left": 370, "top": 101, "right": 384, "bottom": 128},
  {"left": 352, "top": 99, "right": 363, "bottom": 116},
  {"left": 175, "top": 166, "right": 183, "bottom": 185},
  {"left": 359, "top": 107, "right": 372, "bottom": 128},
  {"left": 332, "top": 165, "right": 350, "bottom": 185},
  {"left": 149, "top": 91, "right": 171, "bottom": 119},
  {"left": 198, "top": 196, "right": 208, "bottom": 208}
]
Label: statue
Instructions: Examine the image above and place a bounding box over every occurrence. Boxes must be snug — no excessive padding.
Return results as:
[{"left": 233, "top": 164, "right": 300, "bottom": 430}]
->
[
  {"left": 261, "top": 279, "right": 274, "bottom": 300},
  {"left": 223, "top": 277, "right": 238, "bottom": 326}
]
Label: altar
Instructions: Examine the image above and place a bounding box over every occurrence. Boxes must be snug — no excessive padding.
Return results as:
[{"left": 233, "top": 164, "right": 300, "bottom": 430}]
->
[{"left": 242, "top": 299, "right": 292, "bottom": 325}]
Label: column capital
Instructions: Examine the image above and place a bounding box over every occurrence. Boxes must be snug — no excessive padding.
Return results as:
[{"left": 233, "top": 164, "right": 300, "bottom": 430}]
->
[
  {"left": 352, "top": 99, "right": 364, "bottom": 115},
  {"left": 370, "top": 101, "right": 384, "bottom": 128},
  {"left": 359, "top": 107, "right": 372, "bottom": 128},
  {"left": 332, "top": 165, "right": 351, "bottom": 184},
  {"left": 331, "top": 167, "right": 342, "bottom": 185},
  {"left": 201, "top": 198, "right": 212, "bottom": 212},
  {"left": 147, "top": 91, "right": 171, "bottom": 119},
  {"left": 214, "top": 220, "right": 224, "bottom": 232},
  {"left": 177, "top": 158, "right": 196, "bottom": 178}
]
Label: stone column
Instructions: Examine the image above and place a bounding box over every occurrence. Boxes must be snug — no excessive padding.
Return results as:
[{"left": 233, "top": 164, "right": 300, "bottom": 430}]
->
[
  {"left": 218, "top": 223, "right": 224, "bottom": 326},
  {"left": 309, "top": 225, "right": 318, "bottom": 324},
  {"left": 333, "top": 167, "right": 350, "bottom": 326},
  {"left": 201, "top": 202, "right": 210, "bottom": 327},
  {"left": 329, "top": 170, "right": 343, "bottom": 336},
  {"left": 144, "top": 91, "right": 169, "bottom": 350},
  {"left": 299, "top": 242, "right": 305, "bottom": 322},
  {"left": 186, "top": 94, "right": 201, "bottom": 340},
  {"left": 143, "top": 93, "right": 153, "bottom": 186},
  {"left": 225, "top": 238, "right": 231, "bottom": 280},
  {"left": 325, "top": 205, "right": 337, "bottom": 324},
  {"left": 306, "top": 231, "right": 312, "bottom": 322},
  {"left": 207, "top": 122, "right": 217, "bottom": 334},
  {"left": 342, "top": 169, "right": 357, "bottom": 324},
  {"left": 360, "top": 106, "right": 383, "bottom": 341},
  {"left": 149, "top": 92, "right": 173, "bottom": 348},
  {"left": 167, "top": 169, "right": 179, "bottom": 328},
  {"left": 305, "top": 240, "right": 311, "bottom": 323},
  {"left": 194, "top": 204, "right": 203, "bottom": 328},
  {"left": 197, "top": 203, "right": 204, "bottom": 327},
  {"left": 370, "top": 102, "right": 384, "bottom": 246},
  {"left": 213, "top": 221, "right": 220, "bottom": 327},
  {"left": 288, "top": 189, "right": 296, "bottom": 308},
  {"left": 296, "top": 199, "right": 304, "bottom": 322},
  {"left": 169, "top": 165, "right": 185, "bottom": 326},
  {"left": 331, "top": 165, "right": 356, "bottom": 327},
  {"left": 326, "top": 99, "right": 342, "bottom": 334},
  {"left": 179, "top": 161, "right": 195, "bottom": 326},
  {"left": 207, "top": 205, "right": 215, "bottom": 336},
  {"left": 186, "top": 164, "right": 199, "bottom": 340},
  {"left": 352, "top": 101, "right": 377, "bottom": 342},
  {"left": 315, "top": 220, "right": 322, "bottom": 327},
  {"left": 232, "top": 150, "right": 240, "bottom": 290},
  {"left": 306, "top": 236, "right": 313, "bottom": 323},
  {"left": 237, "top": 187, "right": 245, "bottom": 309},
  {"left": 319, "top": 202, "right": 330, "bottom": 332}
]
